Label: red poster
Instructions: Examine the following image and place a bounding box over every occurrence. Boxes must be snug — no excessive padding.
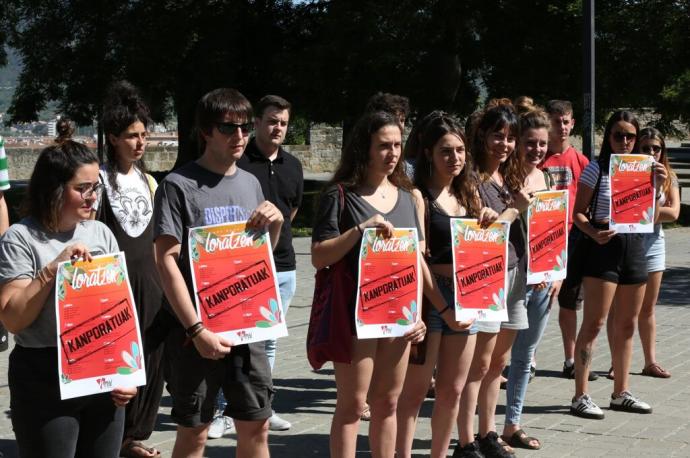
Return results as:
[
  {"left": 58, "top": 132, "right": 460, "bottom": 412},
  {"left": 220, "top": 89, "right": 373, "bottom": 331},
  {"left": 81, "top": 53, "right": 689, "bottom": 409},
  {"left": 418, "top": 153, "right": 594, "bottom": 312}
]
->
[
  {"left": 451, "top": 219, "right": 509, "bottom": 322},
  {"left": 609, "top": 154, "right": 655, "bottom": 233},
  {"left": 354, "top": 228, "right": 421, "bottom": 339},
  {"left": 188, "top": 221, "right": 287, "bottom": 345},
  {"left": 55, "top": 252, "right": 146, "bottom": 400},
  {"left": 527, "top": 190, "right": 569, "bottom": 284}
]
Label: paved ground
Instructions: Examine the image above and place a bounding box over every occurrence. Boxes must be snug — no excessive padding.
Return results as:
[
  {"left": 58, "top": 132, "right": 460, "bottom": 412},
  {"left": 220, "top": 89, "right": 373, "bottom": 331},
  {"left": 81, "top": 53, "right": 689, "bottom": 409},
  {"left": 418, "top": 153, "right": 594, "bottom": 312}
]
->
[{"left": 1, "top": 228, "right": 689, "bottom": 457}]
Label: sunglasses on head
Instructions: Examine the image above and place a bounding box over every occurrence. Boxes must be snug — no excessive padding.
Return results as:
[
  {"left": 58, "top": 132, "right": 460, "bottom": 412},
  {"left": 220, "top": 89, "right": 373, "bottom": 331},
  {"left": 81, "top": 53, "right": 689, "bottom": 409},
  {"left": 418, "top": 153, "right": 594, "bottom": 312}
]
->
[
  {"left": 641, "top": 145, "right": 662, "bottom": 155},
  {"left": 215, "top": 122, "right": 253, "bottom": 136},
  {"left": 611, "top": 131, "right": 636, "bottom": 142}
]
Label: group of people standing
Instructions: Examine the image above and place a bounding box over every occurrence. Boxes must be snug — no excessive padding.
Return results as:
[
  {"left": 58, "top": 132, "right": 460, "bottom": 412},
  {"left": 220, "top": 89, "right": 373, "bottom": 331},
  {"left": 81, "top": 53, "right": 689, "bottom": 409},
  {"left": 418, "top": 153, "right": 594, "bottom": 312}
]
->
[
  {"left": 0, "top": 84, "right": 679, "bottom": 458},
  {"left": 313, "top": 95, "right": 678, "bottom": 458}
]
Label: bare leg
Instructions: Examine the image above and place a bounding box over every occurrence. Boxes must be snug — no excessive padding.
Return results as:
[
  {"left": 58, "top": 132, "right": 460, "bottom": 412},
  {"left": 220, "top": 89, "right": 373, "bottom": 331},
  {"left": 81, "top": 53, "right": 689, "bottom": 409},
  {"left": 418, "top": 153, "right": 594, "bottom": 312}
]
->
[
  {"left": 395, "top": 333, "right": 441, "bottom": 458},
  {"left": 612, "top": 284, "right": 646, "bottom": 394},
  {"left": 574, "top": 278, "right": 617, "bottom": 398},
  {"left": 330, "top": 338, "right": 376, "bottom": 458},
  {"left": 430, "top": 333, "right": 475, "bottom": 457},
  {"left": 171, "top": 424, "right": 210, "bottom": 458},
  {"left": 639, "top": 272, "right": 663, "bottom": 367},
  {"left": 368, "top": 338, "right": 411, "bottom": 458},
  {"left": 559, "top": 307, "right": 578, "bottom": 362},
  {"left": 234, "top": 419, "right": 269, "bottom": 458},
  {"left": 457, "top": 332, "right": 497, "bottom": 446},
  {"left": 478, "top": 329, "right": 517, "bottom": 437}
]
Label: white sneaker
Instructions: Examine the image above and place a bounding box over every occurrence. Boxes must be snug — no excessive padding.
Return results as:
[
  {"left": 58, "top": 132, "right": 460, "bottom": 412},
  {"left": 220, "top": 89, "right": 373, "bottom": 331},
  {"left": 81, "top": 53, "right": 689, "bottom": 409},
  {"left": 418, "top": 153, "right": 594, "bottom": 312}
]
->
[
  {"left": 268, "top": 411, "right": 291, "bottom": 431},
  {"left": 207, "top": 414, "right": 235, "bottom": 439},
  {"left": 570, "top": 394, "right": 605, "bottom": 419},
  {"left": 610, "top": 391, "right": 652, "bottom": 414}
]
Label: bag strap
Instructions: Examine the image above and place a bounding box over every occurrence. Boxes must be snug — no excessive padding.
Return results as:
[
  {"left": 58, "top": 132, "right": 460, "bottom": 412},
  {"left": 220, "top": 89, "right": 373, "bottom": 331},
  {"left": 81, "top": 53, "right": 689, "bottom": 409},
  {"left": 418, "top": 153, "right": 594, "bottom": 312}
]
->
[
  {"left": 586, "top": 163, "right": 603, "bottom": 220},
  {"left": 336, "top": 183, "right": 345, "bottom": 232}
]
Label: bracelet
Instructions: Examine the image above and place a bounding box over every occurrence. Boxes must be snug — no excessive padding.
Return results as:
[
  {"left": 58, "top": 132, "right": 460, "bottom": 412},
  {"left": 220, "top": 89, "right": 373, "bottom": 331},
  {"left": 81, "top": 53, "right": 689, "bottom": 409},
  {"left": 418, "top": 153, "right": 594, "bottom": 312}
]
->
[
  {"left": 185, "top": 321, "right": 204, "bottom": 338},
  {"left": 36, "top": 265, "right": 55, "bottom": 287},
  {"left": 438, "top": 304, "right": 452, "bottom": 315}
]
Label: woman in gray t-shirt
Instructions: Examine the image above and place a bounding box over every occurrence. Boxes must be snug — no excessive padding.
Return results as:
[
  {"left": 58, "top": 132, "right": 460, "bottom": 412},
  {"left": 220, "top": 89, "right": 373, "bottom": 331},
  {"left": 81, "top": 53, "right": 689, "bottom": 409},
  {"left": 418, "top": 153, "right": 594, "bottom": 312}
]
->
[
  {"left": 312, "top": 111, "right": 459, "bottom": 458},
  {"left": 0, "top": 141, "right": 135, "bottom": 458}
]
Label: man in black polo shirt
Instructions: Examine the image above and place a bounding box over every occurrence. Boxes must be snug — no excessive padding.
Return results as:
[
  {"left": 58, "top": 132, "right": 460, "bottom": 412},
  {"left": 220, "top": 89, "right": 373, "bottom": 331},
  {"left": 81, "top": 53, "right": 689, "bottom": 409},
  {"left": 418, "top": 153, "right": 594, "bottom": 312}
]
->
[{"left": 238, "top": 94, "right": 303, "bottom": 431}]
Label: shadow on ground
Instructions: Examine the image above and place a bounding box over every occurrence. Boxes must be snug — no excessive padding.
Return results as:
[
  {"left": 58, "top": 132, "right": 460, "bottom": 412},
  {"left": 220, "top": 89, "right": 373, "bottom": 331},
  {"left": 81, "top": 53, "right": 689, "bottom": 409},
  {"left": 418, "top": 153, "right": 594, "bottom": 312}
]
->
[{"left": 658, "top": 267, "right": 690, "bottom": 306}]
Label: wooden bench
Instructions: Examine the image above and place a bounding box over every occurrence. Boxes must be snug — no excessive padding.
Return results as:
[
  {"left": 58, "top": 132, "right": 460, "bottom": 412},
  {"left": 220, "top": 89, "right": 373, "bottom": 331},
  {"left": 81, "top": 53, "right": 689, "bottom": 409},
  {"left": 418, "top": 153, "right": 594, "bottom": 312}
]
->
[{"left": 667, "top": 147, "right": 690, "bottom": 198}]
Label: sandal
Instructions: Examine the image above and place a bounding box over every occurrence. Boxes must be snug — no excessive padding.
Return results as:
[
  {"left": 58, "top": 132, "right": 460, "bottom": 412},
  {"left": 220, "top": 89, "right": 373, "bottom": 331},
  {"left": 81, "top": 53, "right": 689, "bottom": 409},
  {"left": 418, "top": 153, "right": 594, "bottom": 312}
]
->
[
  {"left": 360, "top": 403, "right": 371, "bottom": 421},
  {"left": 120, "top": 440, "right": 161, "bottom": 458},
  {"left": 496, "top": 435, "right": 515, "bottom": 454},
  {"left": 642, "top": 362, "right": 671, "bottom": 378},
  {"left": 501, "top": 429, "right": 541, "bottom": 450}
]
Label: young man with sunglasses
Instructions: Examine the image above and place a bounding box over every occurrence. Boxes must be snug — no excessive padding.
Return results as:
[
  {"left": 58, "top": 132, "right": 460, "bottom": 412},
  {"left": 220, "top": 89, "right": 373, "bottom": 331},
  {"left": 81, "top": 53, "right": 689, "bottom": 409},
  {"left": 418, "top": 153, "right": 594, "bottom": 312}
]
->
[
  {"left": 236, "top": 95, "right": 303, "bottom": 433},
  {"left": 539, "top": 100, "right": 598, "bottom": 383},
  {"left": 153, "top": 88, "right": 283, "bottom": 458}
]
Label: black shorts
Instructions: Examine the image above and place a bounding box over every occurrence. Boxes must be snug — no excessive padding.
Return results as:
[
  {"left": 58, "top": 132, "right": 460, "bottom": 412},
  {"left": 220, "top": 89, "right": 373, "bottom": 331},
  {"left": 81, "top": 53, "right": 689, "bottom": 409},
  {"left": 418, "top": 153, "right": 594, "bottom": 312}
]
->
[
  {"left": 164, "top": 323, "right": 274, "bottom": 427},
  {"left": 581, "top": 232, "right": 647, "bottom": 285},
  {"left": 559, "top": 228, "right": 585, "bottom": 311}
]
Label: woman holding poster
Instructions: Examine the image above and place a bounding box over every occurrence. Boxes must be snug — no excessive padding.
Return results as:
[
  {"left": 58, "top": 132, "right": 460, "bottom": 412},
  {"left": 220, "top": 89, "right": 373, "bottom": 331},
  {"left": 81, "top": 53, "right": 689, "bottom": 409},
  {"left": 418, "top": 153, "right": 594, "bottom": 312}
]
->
[
  {"left": 605, "top": 128, "right": 680, "bottom": 380},
  {"left": 95, "top": 81, "right": 165, "bottom": 458},
  {"left": 312, "top": 110, "right": 452, "bottom": 458},
  {"left": 395, "top": 113, "right": 498, "bottom": 457},
  {"left": 569, "top": 112, "right": 667, "bottom": 420},
  {"left": 456, "top": 102, "right": 531, "bottom": 458},
  {"left": 501, "top": 105, "right": 562, "bottom": 450},
  {"left": 0, "top": 141, "right": 136, "bottom": 458}
]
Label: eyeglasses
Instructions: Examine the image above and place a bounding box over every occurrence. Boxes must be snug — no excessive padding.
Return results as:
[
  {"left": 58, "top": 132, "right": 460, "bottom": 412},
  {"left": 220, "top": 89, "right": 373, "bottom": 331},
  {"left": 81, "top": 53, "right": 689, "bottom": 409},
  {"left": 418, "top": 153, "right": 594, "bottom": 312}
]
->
[
  {"left": 641, "top": 145, "right": 662, "bottom": 155},
  {"left": 611, "top": 131, "right": 636, "bottom": 142},
  {"left": 215, "top": 122, "right": 253, "bottom": 137},
  {"left": 74, "top": 182, "right": 103, "bottom": 200}
]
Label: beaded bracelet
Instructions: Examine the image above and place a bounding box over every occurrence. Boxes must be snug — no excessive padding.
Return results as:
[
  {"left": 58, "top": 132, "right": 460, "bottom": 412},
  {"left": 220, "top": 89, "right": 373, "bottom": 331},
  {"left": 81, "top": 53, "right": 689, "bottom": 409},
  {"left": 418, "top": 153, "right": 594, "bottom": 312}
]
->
[{"left": 185, "top": 321, "right": 204, "bottom": 338}]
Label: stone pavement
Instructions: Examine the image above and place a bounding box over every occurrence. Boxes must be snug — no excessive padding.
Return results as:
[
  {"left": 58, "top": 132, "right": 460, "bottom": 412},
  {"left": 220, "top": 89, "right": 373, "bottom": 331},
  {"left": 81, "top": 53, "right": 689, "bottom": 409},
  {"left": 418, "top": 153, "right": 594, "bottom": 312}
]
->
[{"left": 1, "top": 229, "right": 689, "bottom": 457}]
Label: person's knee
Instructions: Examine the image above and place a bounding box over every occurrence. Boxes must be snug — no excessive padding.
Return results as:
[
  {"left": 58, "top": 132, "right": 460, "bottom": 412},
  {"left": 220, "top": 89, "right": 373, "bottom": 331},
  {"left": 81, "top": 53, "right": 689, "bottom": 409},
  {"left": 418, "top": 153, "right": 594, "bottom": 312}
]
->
[
  {"left": 176, "top": 424, "right": 209, "bottom": 452},
  {"left": 369, "top": 393, "right": 399, "bottom": 418},
  {"left": 435, "top": 382, "right": 463, "bottom": 404},
  {"left": 580, "top": 318, "right": 605, "bottom": 341},
  {"left": 614, "top": 319, "right": 636, "bottom": 340},
  {"left": 236, "top": 419, "right": 269, "bottom": 444},
  {"left": 336, "top": 395, "right": 368, "bottom": 422},
  {"left": 397, "top": 384, "right": 426, "bottom": 412}
]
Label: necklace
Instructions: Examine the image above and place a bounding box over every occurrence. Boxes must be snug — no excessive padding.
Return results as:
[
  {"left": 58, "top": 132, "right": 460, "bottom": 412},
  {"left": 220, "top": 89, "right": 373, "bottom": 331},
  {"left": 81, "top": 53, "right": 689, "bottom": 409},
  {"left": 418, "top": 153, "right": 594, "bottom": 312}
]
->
[{"left": 378, "top": 181, "right": 391, "bottom": 199}]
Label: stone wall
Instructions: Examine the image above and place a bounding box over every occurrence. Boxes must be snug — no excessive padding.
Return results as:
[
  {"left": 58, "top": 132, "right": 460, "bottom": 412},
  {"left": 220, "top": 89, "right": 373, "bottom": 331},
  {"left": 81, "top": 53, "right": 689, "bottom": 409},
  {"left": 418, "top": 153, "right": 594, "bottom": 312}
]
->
[{"left": 4, "top": 124, "right": 344, "bottom": 180}]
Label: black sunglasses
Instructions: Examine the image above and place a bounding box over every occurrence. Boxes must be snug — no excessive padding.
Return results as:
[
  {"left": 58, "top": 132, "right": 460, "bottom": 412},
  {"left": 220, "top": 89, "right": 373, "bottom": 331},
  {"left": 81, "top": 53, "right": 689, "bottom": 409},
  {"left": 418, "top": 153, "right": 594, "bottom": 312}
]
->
[
  {"left": 611, "top": 131, "right": 636, "bottom": 142},
  {"left": 75, "top": 182, "right": 103, "bottom": 200},
  {"left": 641, "top": 145, "right": 662, "bottom": 155},
  {"left": 215, "top": 122, "right": 253, "bottom": 136}
]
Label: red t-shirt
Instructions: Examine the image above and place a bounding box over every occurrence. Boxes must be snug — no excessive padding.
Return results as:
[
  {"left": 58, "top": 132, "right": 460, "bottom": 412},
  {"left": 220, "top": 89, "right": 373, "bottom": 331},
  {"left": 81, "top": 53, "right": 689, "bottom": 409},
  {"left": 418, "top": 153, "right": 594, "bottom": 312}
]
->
[{"left": 539, "top": 146, "right": 590, "bottom": 230}]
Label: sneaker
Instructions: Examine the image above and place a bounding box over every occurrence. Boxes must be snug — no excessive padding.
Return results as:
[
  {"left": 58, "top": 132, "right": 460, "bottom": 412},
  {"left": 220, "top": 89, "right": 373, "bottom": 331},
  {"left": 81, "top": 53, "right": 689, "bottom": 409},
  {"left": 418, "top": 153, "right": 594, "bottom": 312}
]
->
[
  {"left": 570, "top": 394, "right": 605, "bottom": 419},
  {"left": 562, "top": 361, "right": 599, "bottom": 381},
  {"left": 529, "top": 364, "right": 536, "bottom": 383},
  {"left": 207, "top": 414, "right": 235, "bottom": 439},
  {"left": 268, "top": 411, "right": 291, "bottom": 431},
  {"left": 610, "top": 391, "right": 652, "bottom": 414},
  {"left": 478, "top": 431, "right": 514, "bottom": 458},
  {"left": 452, "top": 440, "right": 485, "bottom": 458}
]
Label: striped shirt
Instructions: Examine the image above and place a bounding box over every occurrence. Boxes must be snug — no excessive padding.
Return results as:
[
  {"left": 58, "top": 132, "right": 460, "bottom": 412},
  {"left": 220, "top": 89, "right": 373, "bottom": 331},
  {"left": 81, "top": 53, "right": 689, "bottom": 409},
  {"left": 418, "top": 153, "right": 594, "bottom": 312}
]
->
[
  {"left": 579, "top": 160, "right": 609, "bottom": 222},
  {"left": 0, "top": 137, "right": 9, "bottom": 191}
]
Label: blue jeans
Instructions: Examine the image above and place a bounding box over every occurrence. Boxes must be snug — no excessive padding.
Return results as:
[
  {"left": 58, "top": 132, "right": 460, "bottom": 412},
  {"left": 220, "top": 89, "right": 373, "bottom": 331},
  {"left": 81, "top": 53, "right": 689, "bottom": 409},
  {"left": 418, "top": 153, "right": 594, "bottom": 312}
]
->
[
  {"left": 505, "top": 285, "right": 552, "bottom": 425},
  {"left": 215, "top": 270, "right": 296, "bottom": 413}
]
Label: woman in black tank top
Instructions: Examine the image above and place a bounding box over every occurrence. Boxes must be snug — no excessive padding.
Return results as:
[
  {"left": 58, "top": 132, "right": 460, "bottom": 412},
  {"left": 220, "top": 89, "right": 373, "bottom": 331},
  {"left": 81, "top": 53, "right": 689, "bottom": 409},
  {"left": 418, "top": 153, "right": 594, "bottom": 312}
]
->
[
  {"left": 395, "top": 113, "right": 498, "bottom": 457},
  {"left": 97, "top": 81, "right": 165, "bottom": 458},
  {"left": 312, "top": 111, "right": 459, "bottom": 458}
]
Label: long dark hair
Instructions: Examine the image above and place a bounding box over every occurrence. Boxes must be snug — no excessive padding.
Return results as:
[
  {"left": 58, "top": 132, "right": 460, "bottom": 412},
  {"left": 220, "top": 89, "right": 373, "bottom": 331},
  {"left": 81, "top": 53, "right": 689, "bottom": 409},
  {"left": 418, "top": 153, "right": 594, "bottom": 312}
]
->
[
  {"left": 24, "top": 141, "right": 98, "bottom": 232},
  {"left": 102, "top": 80, "right": 152, "bottom": 192},
  {"left": 472, "top": 104, "right": 524, "bottom": 192},
  {"left": 330, "top": 111, "right": 412, "bottom": 191},
  {"left": 599, "top": 110, "right": 640, "bottom": 173},
  {"left": 414, "top": 113, "right": 480, "bottom": 216}
]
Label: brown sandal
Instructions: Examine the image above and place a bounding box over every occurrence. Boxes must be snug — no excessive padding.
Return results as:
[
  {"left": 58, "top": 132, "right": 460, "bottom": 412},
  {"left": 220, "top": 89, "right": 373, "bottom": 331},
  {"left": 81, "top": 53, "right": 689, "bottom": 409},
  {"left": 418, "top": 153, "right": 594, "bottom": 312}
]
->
[
  {"left": 606, "top": 366, "right": 615, "bottom": 380},
  {"left": 120, "top": 440, "right": 161, "bottom": 458},
  {"left": 642, "top": 362, "right": 671, "bottom": 378}
]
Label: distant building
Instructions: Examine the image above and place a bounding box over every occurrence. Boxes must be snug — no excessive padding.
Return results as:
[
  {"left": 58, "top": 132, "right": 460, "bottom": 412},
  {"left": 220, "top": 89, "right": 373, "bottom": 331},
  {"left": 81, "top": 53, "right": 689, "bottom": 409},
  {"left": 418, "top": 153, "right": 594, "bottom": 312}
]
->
[{"left": 47, "top": 118, "right": 57, "bottom": 138}]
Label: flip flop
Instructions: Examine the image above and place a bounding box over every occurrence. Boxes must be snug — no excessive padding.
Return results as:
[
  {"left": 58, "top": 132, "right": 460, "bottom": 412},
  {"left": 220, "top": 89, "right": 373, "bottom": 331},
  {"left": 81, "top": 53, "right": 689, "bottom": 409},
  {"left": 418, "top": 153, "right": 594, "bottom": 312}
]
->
[
  {"left": 360, "top": 403, "right": 371, "bottom": 421},
  {"left": 501, "top": 429, "right": 541, "bottom": 450},
  {"left": 120, "top": 440, "right": 161, "bottom": 458}
]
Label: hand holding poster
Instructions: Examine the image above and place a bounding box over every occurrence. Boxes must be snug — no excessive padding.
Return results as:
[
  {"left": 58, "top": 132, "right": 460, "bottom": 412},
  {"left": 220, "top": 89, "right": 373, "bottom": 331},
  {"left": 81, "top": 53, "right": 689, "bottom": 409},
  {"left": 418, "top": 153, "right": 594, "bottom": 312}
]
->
[
  {"left": 526, "top": 190, "right": 569, "bottom": 284},
  {"left": 451, "top": 219, "right": 509, "bottom": 322},
  {"left": 56, "top": 252, "right": 146, "bottom": 400},
  {"left": 609, "top": 154, "right": 655, "bottom": 233},
  {"left": 355, "top": 228, "right": 421, "bottom": 339},
  {"left": 188, "top": 221, "right": 287, "bottom": 345}
]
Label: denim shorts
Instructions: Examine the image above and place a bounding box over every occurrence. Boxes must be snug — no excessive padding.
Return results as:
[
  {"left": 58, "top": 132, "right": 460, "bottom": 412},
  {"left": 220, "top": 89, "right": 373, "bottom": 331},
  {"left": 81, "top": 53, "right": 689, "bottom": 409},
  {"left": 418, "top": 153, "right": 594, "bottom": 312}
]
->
[
  {"left": 427, "top": 274, "right": 477, "bottom": 336},
  {"left": 643, "top": 230, "right": 665, "bottom": 273},
  {"left": 475, "top": 266, "right": 528, "bottom": 334}
]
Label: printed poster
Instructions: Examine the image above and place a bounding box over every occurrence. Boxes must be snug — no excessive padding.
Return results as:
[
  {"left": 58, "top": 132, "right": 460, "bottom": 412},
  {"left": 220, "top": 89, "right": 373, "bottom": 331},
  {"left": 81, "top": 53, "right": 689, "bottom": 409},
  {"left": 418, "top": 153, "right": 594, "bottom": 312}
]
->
[
  {"left": 354, "top": 228, "right": 421, "bottom": 339},
  {"left": 55, "top": 252, "right": 146, "bottom": 400},
  {"left": 609, "top": 154, "right": 655, "bottom": 233},
  {"left": 451, "top": 219, "right": 509, "bottom": 322},
  {"left": 526, "top": 190, "right": 569, "bottom": 284},
  {"left": 188, "top": 221, "right": 287, "bottom": 345}
]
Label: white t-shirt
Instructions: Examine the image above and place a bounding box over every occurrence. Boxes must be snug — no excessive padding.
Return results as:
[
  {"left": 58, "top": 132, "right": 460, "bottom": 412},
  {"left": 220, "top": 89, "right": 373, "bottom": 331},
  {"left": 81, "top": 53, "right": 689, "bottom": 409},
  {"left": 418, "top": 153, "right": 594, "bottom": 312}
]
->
[{"left": 95, "top": 168, "right": 157, "bottom": 237}]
